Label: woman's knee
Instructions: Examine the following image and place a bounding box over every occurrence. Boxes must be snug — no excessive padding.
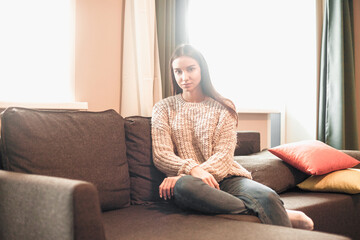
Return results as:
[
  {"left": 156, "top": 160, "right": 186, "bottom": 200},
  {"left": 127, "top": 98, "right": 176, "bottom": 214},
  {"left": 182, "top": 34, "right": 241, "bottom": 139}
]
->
[
  {"left": 257, "top": 188, "right": 283, "bottom": 207},
  {"left": 244, "top": 180, "right": 282, "bottom": 205},
  {"left": 174, "top": 175, "right": 202, "bottom": 196},
  {"left": 234, "top": 181, "right": 282, "bottom": 207}
]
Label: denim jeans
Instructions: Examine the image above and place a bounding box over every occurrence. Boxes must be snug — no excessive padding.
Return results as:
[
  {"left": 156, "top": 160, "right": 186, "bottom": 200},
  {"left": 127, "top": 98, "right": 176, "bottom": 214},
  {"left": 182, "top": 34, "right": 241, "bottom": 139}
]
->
[{"left": 173, "top": 175, "right": 292, "bottom": 227}]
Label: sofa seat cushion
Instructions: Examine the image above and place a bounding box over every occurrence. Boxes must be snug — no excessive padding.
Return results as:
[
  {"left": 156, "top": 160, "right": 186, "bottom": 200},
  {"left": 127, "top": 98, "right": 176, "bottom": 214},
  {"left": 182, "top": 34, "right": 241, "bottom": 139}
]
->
[
  {"left": 102, "top": 202, "right": 349, "bottom": 240},
  {"left": 281, "top": 189, "right": 360, "bottom": 240},
  {"left": 235, "top": 150, "right": 308, "bottom": 193},
  {"left": 0, "top": 107, "right": 130, "bottom": 211}
]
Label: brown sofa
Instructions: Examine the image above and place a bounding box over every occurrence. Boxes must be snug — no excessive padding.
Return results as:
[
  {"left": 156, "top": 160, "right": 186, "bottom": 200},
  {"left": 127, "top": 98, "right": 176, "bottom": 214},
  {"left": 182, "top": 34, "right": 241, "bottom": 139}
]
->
[{"left": 0, "top": 107, "right": 358, "bottom": 240}]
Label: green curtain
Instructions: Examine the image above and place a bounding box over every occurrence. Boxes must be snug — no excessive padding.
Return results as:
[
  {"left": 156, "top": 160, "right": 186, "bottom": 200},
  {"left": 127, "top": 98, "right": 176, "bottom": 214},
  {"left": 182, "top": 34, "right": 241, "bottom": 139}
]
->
[
  {"left": 318, "top": 0, "right": 359, "bottom": 150},
  {"left": 155, "top": 0, "right": 189, "bottom": 98}
]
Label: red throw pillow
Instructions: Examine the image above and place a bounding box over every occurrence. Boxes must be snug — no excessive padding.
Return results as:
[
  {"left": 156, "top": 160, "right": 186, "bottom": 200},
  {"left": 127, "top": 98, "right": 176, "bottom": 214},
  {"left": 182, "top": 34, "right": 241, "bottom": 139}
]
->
[{"left": 269, "top": 140, "right": 360, "bottom": 175}]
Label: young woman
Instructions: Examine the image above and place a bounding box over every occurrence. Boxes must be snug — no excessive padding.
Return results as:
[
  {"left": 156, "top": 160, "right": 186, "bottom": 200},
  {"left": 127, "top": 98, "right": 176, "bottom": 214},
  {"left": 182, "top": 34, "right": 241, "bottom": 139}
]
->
[{"left": 151, "top": 44, "right": 313, "bottom": 230}]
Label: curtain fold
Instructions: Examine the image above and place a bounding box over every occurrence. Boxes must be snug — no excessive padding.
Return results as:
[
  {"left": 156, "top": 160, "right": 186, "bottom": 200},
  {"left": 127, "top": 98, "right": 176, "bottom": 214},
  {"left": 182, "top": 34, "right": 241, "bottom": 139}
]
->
[
  {"left": 318, "top": 0, "right": 359, "bottom": 150},
  {"left": 155, "top": 0, "right": 189, "bottom": 98},
  {"left": 120, "top": 0, "right": 162, "bottom": 117}
]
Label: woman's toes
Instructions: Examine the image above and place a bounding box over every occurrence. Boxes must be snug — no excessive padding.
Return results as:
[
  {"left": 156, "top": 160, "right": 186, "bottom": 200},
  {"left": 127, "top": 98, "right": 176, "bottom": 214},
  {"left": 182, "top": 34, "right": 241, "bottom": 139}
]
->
[{"left": 287, "top": 210, "right": 314, "bottom": 230}]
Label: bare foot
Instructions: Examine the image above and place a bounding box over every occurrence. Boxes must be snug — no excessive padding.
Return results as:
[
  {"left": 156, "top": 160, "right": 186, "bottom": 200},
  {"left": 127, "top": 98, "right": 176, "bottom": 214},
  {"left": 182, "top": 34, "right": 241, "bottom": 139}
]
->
[{"left": 286, "top": 210, "right": 314, "bottom": 230}]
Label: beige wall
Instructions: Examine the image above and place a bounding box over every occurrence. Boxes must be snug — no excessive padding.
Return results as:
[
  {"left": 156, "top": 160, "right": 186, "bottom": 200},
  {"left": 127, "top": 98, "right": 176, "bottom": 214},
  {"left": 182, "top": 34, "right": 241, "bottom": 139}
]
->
[
  {"left": 75, "top": 0, "right": 124, "bottom": 112},
  {"left": 237, "top": 114, "right": 269, "bottom": 150}
]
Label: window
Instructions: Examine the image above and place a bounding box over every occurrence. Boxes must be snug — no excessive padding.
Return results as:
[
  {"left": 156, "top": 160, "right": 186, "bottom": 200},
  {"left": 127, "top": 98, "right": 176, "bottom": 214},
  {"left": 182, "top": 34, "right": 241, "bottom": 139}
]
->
[
  {"left": 0, "top": 0, "right": 75, "bottom": 103},
  {"left": 188, "top": 0, "right": 317, "bottom": 142}
]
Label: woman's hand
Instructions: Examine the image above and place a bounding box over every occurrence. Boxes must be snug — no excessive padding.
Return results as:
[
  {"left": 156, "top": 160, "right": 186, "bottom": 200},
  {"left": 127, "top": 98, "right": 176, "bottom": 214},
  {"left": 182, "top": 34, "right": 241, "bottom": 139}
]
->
[
  {"left": 159, "top": 175, "right": 182, "bottom": 200},
  {"left": 190, "top": 166, "right": 220, "bottom": 190}
]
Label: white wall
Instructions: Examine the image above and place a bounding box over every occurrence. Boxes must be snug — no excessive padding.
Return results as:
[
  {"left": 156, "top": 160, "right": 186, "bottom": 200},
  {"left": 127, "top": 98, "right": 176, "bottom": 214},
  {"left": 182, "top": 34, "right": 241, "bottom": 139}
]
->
[{"left": 189, "top": 0, "right": 318, "bottom": 145}]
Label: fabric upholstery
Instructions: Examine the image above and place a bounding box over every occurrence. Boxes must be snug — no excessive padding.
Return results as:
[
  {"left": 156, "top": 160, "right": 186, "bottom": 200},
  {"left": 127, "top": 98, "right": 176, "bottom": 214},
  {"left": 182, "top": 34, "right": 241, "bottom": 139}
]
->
[
  {"left": 0, "top": 170, "right": 77, "bottom": 240},
  {"left": 281, "top": 189, "right": 360, "bottom": 240},
  {"left": 102, "top": 203, "right": 350, "bottom": 240},
  {"left": 1, "top": 109, "right": 359, "bottom": 240},
  {"left": 0, "top": 170, "right": 106, "bottom": 240},
  {"left": 234, "top": 131, "right": 261, "bottom": 155},
  {"left": 318, "top": 0, "right": 358, "bottom": 150},
  {"left": 0, "top": 107, "right": 130, "bottom": 211},
  {"left": 234, "top": 151, "right": 308, "bottom": 193},
  {"left": 73, "top": 182, "right": 106, "bottom": 240},
  {"left": 124, "top": 116, "right": 166, "bottom": 204}
]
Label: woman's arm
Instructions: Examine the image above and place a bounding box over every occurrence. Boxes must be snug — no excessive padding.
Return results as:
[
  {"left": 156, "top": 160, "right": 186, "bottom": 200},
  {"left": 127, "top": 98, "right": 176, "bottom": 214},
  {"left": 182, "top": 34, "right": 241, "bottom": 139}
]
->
[
  {"left": 151, "top": 104, "right": 198, "bottom": 176},
  {"left": 199, "top": 111, "right": 237, "bottom": 182}
]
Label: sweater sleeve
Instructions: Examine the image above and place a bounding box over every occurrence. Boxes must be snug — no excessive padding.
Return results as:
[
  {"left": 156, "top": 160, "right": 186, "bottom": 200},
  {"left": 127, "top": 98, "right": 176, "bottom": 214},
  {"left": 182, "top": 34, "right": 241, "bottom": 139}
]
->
[
  {"left": 199, "top": 111, "right": 237, "bottom": 182},
  {"left": 151, "top": 103, "right": 199, "bottom": 176}
]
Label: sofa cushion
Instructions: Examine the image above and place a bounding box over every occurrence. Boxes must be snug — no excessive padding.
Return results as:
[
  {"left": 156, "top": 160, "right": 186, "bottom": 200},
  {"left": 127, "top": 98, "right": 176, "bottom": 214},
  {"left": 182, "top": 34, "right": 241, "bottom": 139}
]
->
[
  {"left": 281, "top": 189, "right": 360, "bottom": 239},
  {"left": 234, "top": 132, "right": 260, "bottom": 156},
  {"left": 297, "top": 168, "right": 360, "bottom": 194},
  {"left": 124, "top": 116, "right": 165, "bottom": 204},
  {"left": 102, "top": 203, "right": 350, "bottom": 240},
  {"left": 269, "top": 140, "right": 360, "bottom": 175},
  {"left": 0, "top": 107, "right": 130, "bottom": 211},
  {"left": 234, "top": 150, "right": 308, "bottom": 193}
]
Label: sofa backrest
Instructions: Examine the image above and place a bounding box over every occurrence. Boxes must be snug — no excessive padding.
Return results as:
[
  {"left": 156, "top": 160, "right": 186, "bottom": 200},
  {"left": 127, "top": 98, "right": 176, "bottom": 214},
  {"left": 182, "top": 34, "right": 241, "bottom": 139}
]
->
[
  {"left": 0, "top": 107, "right": 130, "bottom": 211},
  {"left": 124, "top": 116, "right": 166, "bottom": 204},
  {"left": 0, "top": 108, "right": 266, "bottom": 208}
]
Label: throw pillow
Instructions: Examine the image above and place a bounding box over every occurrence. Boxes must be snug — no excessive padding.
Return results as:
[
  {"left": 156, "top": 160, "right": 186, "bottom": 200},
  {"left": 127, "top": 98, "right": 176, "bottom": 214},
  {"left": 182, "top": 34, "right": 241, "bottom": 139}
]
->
[
  {"left": 268, "top": 140, "right": 360, "bottom": 175},
  {"left": 124, "top": 116, "right": 166, "bottom": 205},
  {"left": 297, "top": 168, "right": 360, "bottom": 194},
  {"left": 234, "top": 150, "right": 308, "bottom": 193},
  {"left": 0, "top": 107, "right": 130, "bottom": 211},
  {"left": 234, "top": 131, "right": 260, "bottom": 156}
]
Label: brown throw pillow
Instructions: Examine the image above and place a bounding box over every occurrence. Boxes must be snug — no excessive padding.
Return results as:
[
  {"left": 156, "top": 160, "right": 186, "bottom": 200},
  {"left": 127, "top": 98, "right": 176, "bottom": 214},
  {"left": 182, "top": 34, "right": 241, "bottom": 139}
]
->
[
  {"left": 234, "top": 150, "right": 308, "bottom": 193},
  {"left": 0, "top": 107, "right": 130, "bottom": 211},
  {"left": 124, "top": 116, "right": 166, "bottom": 205},
  {"left": 234, "top": 131, "right": 260, "bottom": 156}
]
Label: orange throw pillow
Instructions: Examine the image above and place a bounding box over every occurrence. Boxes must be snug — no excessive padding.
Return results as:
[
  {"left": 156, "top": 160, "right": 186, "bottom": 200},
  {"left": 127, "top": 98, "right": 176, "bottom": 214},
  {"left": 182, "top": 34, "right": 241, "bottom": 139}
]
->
[{"left": 269, "top": 140, "right": 360, "bottom": 175}]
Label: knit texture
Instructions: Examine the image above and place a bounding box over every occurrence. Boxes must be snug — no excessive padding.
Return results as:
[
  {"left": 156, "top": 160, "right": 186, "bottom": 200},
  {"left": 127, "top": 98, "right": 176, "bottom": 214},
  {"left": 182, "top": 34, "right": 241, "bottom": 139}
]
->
[{"left": 151, "top": 94, "right": 252, "bottom": 182}]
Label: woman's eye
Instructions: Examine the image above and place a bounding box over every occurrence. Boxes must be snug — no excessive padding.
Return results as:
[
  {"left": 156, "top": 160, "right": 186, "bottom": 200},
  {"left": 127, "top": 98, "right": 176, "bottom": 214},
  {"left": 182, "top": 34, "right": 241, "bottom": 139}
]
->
[{"left": 174, "top": 70, "right": 181, "bottom": 75}]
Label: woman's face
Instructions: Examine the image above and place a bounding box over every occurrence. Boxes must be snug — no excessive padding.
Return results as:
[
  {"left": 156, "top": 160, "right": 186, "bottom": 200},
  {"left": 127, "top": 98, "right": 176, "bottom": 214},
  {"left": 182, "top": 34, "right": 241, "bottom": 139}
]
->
[{"left": 172, "top": 56, "right": 202, "bottom": 94}]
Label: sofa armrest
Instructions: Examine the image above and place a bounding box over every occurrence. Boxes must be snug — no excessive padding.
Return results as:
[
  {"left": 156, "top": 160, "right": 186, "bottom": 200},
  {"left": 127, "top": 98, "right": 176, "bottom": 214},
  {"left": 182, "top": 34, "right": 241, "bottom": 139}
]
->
[
  {"left": 234, "top": 131, "right": 260, "bottom": 156},
  {"left": 0, "top": 170, "right": 105, "bottom": 240},
  {"left": 341, "top": 150, "right": 360, "bottom": 168}
]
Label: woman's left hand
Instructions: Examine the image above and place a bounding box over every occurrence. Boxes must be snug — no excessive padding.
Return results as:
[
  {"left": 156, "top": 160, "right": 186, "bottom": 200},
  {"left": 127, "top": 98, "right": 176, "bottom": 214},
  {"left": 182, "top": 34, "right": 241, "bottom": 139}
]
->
[{"left": 159, "top": 175, "right": 182, "bottom": 200}]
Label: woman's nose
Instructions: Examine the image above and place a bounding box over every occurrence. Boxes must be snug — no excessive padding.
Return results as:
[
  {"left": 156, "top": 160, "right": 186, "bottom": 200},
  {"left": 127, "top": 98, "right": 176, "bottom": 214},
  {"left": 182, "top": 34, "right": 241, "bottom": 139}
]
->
[{"left": 181, "top": 72, "right": 189, "bottom": 81}]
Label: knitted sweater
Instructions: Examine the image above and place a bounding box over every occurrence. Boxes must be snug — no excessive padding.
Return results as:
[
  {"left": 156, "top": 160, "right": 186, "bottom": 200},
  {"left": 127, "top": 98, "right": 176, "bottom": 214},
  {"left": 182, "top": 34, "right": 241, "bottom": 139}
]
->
[{"left": 151, "top": 94, "right": 252, "bottom": 182}]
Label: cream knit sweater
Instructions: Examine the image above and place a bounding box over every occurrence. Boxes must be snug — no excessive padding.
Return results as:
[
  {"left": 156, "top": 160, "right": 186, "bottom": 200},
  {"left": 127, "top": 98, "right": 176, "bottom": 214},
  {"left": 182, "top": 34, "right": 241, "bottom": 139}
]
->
[{"left": 151, "top": 94, "right": 252, "bottom": 182}]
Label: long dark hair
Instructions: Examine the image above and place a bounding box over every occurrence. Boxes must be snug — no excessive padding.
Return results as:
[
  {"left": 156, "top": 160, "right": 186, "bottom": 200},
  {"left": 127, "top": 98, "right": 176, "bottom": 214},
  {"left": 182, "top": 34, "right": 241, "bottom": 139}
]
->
[{"left": 169, "top": 44, "right": 238, "bottom": 122}]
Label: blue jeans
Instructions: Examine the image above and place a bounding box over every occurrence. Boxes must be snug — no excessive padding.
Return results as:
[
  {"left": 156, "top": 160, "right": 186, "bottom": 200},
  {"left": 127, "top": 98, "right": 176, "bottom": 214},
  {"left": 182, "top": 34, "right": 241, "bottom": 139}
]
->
[{"left": 173, "top": 175, "right": 292, "bottom": 227}]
